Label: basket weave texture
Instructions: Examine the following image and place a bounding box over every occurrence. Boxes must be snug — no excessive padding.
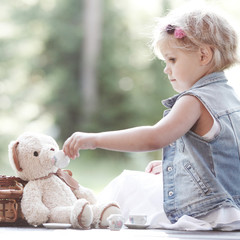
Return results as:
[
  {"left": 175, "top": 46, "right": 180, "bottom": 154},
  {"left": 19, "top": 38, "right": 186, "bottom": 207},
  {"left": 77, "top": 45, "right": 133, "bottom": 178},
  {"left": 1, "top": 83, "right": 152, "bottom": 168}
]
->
[{"left": 0, "top": 175, "right": 27, "bottom": 224}]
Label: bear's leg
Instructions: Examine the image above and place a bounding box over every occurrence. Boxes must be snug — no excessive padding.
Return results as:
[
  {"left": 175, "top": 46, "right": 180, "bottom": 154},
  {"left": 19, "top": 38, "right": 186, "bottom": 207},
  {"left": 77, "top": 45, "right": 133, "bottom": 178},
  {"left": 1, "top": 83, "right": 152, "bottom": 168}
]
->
[
  {"left": 92, "top": 203, "right": 121, "bottom": 228},
  {"left": 49, "top": 206, "right": 73, "bottom": 223},
  {"left": 70, "top": 199, "right": 93, "bottom": 229}
]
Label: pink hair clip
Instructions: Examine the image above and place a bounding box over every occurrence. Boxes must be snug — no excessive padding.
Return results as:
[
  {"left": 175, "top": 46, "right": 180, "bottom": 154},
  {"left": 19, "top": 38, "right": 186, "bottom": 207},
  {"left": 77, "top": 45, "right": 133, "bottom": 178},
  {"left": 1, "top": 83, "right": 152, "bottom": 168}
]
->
[
  {"left": 174, "top": 27, "right": 186, "bottom": 38},
  {"left": 166, "top": 24, "right": 186, "bottom": 39}
]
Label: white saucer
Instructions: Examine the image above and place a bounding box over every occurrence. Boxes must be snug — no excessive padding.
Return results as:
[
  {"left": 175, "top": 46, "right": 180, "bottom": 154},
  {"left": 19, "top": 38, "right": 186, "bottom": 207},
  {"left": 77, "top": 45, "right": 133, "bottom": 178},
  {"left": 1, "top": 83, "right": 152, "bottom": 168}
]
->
[
  {"left": 124, "top": 223, "right": 150, "bottom": 229},
  {"left": 43, "top": 223, "right": 72, "bottom": 229}
]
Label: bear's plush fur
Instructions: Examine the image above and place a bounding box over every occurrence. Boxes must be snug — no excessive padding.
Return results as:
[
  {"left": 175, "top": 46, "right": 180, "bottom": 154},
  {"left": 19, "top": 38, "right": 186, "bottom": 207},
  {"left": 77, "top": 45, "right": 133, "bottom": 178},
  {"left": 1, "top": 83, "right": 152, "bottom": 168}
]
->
[{"left": 8, "top": 132, "right": 121, "bottom": 229}]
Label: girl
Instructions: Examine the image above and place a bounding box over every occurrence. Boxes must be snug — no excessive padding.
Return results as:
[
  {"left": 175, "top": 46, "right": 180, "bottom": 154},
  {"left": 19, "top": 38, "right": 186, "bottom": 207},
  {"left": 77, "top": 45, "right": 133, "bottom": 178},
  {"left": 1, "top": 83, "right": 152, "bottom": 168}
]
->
[{"left": 63, "top": 7, "right": 240, "bottom": 230}]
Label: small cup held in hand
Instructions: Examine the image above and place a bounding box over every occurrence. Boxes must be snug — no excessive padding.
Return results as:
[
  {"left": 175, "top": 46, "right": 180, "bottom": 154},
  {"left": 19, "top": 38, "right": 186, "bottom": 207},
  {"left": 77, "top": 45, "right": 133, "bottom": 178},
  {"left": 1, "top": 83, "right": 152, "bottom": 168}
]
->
[
  {"left": 129, "top": 215, "right": 147, "bottom": 225},
  {"left": 54, "top": 150, "right": 70, "bottom": 169}
]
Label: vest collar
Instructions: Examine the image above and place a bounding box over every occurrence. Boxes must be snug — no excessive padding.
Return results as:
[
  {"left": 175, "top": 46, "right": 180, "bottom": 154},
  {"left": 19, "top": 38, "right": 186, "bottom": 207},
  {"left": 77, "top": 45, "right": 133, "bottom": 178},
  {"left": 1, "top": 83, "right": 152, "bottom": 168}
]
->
[{"left": 162, "top": 72, "right": 226, "bottom": 109}]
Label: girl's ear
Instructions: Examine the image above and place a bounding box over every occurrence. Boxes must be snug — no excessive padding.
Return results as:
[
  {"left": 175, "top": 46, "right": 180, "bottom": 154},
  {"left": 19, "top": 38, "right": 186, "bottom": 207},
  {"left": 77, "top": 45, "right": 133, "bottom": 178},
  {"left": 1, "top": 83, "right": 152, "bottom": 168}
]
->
[{"left": 199, "top": 45, "right": 213, "bottom": 66}]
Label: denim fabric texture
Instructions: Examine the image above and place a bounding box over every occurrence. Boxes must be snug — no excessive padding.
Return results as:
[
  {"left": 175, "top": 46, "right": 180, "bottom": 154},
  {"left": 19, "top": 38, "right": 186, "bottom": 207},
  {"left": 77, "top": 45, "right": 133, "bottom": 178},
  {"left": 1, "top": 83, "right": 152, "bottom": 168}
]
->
[{"left": 162, "top": 72, "right": 240, "bottom": 223}]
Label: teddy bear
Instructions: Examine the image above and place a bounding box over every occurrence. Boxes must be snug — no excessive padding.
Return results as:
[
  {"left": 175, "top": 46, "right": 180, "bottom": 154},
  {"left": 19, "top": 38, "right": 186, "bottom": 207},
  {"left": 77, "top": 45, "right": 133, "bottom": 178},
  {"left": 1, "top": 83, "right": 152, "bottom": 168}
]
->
[{"left": 8, "top": 132, "right": 121, "bottom": 229}]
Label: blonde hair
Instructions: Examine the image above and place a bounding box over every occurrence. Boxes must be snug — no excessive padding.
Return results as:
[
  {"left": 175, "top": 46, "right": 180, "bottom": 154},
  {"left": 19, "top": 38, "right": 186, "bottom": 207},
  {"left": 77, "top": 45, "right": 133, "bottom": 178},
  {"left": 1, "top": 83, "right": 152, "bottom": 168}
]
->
[{"left": 152, "top": 7, "right": 239, "bottom": 71}]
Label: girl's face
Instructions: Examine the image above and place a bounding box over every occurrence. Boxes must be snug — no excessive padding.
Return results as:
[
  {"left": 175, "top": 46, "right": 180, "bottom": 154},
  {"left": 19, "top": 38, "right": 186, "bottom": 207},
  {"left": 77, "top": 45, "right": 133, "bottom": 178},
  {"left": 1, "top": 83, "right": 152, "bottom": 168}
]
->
[{"left": 161, "top": 44, "right": 209, "bottom": 93}]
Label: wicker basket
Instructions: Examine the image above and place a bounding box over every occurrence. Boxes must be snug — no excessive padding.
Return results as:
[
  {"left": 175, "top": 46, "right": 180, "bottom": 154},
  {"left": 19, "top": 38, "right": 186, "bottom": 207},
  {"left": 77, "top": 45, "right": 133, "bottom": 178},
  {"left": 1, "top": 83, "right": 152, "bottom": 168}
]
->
[{"left": 0, "top": 175, "right": 27, "bottom": 224}]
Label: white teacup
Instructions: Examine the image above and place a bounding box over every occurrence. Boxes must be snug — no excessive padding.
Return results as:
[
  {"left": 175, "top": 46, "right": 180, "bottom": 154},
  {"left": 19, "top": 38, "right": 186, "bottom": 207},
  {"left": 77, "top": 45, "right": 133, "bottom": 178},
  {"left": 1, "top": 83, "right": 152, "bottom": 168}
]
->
[
  {"left": 53, "top": 150, "right": 70, "bottom": 169},
  {"left": 129, "top": 214, "right": 147, "bottom": 225},
  {"left": 107, "top": 214, "right": 124, "bottom": 231}
]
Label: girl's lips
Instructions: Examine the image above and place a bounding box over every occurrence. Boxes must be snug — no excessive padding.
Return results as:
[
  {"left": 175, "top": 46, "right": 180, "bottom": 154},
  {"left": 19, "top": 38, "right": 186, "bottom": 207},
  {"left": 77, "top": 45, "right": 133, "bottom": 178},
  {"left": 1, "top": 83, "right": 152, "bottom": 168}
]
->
[{"left": 170, "top": 79, "right": 176, "bottom": 82}]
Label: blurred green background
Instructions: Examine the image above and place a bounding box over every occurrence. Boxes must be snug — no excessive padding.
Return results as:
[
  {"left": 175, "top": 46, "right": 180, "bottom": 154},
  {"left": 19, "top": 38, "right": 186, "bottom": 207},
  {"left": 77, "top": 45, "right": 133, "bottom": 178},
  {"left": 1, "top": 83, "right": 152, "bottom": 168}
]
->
[{"left": 0, "top": 0, "right": 239, "bottom": 192}]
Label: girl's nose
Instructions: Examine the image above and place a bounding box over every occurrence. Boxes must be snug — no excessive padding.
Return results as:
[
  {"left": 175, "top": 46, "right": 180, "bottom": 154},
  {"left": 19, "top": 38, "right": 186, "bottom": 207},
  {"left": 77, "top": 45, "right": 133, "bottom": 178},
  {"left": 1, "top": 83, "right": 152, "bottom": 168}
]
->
[{"left": 164, "top": 65, "right": 171, "bottom": 75}]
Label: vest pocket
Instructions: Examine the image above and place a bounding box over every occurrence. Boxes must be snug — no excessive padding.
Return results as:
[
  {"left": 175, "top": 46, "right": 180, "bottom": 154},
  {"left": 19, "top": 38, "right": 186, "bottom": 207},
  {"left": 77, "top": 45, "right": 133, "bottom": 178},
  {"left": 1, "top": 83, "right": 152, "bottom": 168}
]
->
[{"left": 184, "top": 163, "right": 210, "bottom": 195}]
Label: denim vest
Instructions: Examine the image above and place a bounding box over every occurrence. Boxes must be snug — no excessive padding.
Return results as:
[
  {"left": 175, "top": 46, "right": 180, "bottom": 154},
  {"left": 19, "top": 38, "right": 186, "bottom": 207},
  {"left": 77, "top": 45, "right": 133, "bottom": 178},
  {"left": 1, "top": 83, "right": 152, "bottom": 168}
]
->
[{"left": 162, "top": 72, "right": 240, "bottom": 223}]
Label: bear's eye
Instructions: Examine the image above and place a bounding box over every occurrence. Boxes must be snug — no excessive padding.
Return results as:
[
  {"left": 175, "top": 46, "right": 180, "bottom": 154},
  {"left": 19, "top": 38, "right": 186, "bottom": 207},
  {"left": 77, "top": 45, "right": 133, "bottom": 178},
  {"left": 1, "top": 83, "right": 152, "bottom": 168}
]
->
[{"left": 33, "top": 151, "right": 39, "bottom": 157}]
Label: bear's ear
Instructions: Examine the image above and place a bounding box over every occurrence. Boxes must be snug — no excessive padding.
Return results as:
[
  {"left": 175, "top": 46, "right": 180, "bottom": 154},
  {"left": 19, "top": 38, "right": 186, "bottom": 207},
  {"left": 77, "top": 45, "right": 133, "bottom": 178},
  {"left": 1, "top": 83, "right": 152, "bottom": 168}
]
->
[{"left": 11, "top": 141, "right": 23, "bottom": 172}]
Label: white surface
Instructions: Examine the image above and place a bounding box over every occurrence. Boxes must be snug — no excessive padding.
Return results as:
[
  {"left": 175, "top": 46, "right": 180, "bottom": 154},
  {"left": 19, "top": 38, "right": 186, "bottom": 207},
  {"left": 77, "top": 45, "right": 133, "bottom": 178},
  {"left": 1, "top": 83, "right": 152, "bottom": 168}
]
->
[{"left": 1, "top": 227, "right": 240, "bottom": 240}]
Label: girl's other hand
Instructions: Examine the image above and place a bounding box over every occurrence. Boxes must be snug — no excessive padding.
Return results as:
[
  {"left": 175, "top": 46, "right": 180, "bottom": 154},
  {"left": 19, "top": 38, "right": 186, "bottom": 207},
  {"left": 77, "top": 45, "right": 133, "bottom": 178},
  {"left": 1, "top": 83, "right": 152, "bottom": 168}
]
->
[{"left": 145, "top": 160, "right": 162, "bottom": 175}]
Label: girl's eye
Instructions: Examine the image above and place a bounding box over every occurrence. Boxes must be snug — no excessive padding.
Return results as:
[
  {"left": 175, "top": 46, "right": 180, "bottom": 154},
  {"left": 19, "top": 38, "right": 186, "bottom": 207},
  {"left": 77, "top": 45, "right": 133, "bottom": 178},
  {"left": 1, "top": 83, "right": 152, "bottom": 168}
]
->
[
  {"left": 169, "top": 58, "right": 176, "bottom": 63},
  {"left": 33, "top": 151, "right": 39, "bottom": 157}
]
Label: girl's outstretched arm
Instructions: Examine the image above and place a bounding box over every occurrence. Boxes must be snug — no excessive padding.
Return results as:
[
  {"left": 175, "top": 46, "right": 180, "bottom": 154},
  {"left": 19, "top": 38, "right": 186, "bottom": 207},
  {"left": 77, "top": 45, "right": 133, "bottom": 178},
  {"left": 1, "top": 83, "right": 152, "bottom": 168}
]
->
[{"left": 63, "top": 95, "right": 202, "bottom": 159}]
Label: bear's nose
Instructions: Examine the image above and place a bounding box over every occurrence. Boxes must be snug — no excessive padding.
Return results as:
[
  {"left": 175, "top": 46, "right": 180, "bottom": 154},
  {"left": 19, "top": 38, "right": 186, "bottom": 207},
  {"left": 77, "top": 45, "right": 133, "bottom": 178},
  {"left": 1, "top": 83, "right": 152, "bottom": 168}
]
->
[{"left": 50, "top": 148, "right": 55, "bottom": 151}]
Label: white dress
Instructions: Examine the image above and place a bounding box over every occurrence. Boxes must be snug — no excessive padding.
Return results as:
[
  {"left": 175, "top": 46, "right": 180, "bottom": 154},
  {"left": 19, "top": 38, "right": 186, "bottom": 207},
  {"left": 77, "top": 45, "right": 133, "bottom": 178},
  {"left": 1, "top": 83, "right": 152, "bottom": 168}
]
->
[
  {"left": 98, "top": 120, "right": 240, "bottom": 231},
  {"left": 98, "top": 170, "right": 240, "bottom": 231}
]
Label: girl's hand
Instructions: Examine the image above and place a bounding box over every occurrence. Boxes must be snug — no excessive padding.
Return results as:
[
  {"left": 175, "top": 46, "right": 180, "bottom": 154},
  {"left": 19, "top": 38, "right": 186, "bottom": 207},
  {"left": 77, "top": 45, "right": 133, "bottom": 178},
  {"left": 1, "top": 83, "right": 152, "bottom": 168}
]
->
[
  {"left": 145, "top": 160, "right": 162, "bottom": 175},
  {"left": 63, "top": 132, "right": 96, "bottom": 159}
]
